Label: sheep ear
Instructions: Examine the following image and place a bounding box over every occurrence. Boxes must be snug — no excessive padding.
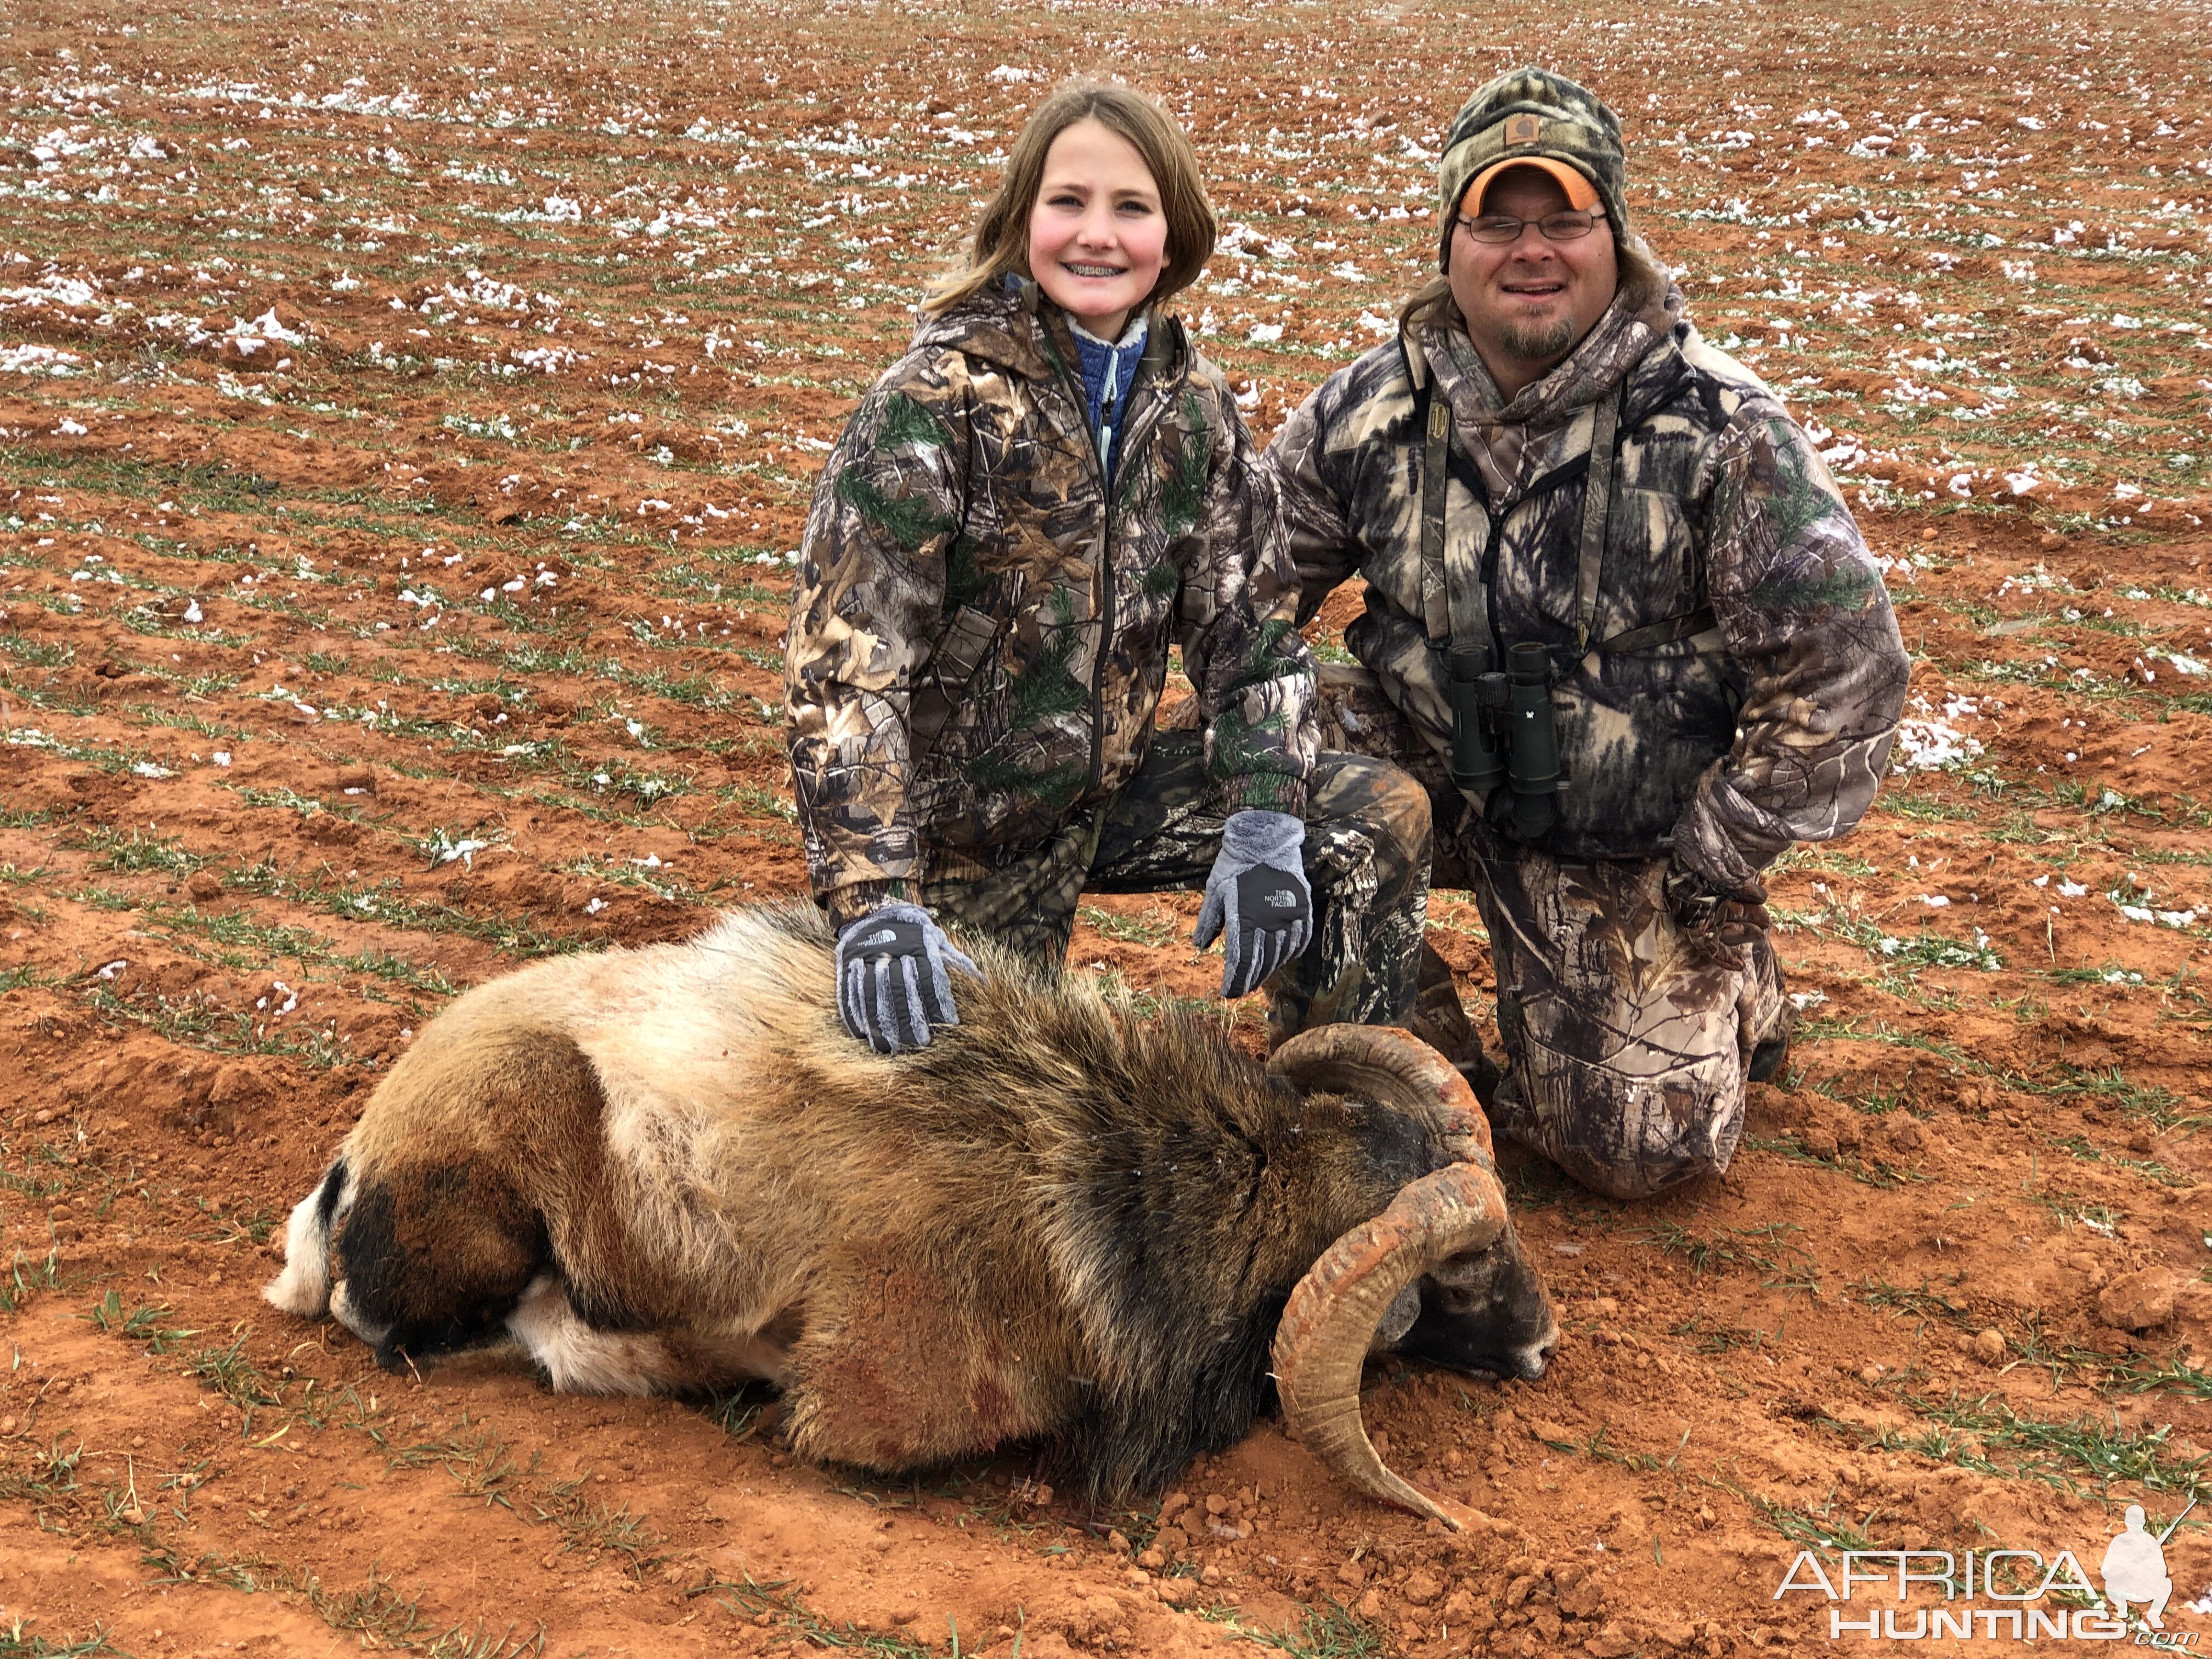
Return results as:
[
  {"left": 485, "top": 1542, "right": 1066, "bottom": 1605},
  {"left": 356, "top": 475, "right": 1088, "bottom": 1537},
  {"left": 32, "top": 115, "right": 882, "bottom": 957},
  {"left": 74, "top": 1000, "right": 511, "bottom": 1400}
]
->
[{"left": 1375, "top": 1284, "right": 1422, "bottom": 1348}]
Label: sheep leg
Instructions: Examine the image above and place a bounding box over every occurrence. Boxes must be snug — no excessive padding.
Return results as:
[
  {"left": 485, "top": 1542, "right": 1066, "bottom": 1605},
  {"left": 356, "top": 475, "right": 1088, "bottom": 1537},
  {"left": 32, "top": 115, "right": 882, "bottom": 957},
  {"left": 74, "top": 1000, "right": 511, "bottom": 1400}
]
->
[
  {"left": 505, "top": 1274, "right": 789, "bottom": 1395},
  {"left": 320, "top": 1164, "right": 547, "bottom": 1373}
]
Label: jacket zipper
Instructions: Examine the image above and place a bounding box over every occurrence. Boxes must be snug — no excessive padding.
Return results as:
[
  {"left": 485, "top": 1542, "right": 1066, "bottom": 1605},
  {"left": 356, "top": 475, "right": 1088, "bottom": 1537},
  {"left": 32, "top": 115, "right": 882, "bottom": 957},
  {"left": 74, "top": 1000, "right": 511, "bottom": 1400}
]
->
[
  {"left": 1097, "top": 353, "right": 1121, "bottom": 477},
  {"left": 1044, "top": 340, "right": 1170, "bottom": 797}
]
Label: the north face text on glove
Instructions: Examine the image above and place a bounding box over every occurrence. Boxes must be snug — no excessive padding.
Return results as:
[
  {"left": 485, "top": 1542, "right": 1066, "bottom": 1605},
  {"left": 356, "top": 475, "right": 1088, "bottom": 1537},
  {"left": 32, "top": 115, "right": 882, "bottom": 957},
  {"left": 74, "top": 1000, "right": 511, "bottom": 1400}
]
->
[
  {"left": 1194, "top": 809, "right": 1315, "bottom": 1001},
  {"left": 1237, "top": 865, "right": 1308, "bottom": 922},
  {"left": 834, "top": 901, "right": 980, "bottom": 1055}
]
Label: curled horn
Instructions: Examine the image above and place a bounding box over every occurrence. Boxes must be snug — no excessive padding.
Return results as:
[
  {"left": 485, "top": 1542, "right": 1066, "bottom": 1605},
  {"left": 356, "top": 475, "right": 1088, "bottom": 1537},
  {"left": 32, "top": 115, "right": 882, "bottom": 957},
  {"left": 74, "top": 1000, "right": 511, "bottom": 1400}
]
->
[
  {"left": 1269, "top": 1161, "right": 1506, "bottom": 1528},
  {"left": 1266, "top": 1025, "right": 1505, "bottom": 1528},
  {"left": 1268, "top": 1024, "right": 1494, "bottom": 1170}
]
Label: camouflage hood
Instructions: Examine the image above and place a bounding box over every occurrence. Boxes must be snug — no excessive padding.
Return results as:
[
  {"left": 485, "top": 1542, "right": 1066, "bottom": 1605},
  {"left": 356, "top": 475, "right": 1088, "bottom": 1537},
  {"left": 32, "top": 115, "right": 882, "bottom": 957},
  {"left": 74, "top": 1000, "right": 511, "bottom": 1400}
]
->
[
  {"left": 905, "top": 275, "right": 1172, "bottom": 391},
  {"left": 786, "top": 280, "right": 1318, "bottom": 922}
]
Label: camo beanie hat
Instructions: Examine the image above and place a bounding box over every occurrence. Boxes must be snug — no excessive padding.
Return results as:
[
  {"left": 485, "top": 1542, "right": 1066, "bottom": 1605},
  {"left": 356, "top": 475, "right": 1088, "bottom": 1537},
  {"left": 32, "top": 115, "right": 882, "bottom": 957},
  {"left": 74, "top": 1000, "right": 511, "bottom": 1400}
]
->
[{"left": 1435, "top": 67, "right": 1628, "bottom": 272}]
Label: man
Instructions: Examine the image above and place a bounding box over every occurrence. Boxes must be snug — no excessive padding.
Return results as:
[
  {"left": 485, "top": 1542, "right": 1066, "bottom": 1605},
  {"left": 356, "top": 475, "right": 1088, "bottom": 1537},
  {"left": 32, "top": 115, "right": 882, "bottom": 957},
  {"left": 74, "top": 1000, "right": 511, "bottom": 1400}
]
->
[{"left": 1265, "top": 67, "right": 1909, "bottom": 1199}]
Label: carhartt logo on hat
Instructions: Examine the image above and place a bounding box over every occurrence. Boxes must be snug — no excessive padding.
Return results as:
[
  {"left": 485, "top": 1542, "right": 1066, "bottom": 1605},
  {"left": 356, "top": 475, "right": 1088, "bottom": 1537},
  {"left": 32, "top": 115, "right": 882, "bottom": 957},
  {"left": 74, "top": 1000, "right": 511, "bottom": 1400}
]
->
[{"left": 1504, "top": 114, "right": 1542, "bottom": 146}]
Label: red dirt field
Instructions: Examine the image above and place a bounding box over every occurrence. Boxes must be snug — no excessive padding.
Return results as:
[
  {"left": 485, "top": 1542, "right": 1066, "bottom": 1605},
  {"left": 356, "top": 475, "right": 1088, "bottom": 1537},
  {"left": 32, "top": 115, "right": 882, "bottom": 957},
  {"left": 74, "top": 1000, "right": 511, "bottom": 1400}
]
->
[{"left": 4, "top": 1, "right": 2212, "bottom": 1655}]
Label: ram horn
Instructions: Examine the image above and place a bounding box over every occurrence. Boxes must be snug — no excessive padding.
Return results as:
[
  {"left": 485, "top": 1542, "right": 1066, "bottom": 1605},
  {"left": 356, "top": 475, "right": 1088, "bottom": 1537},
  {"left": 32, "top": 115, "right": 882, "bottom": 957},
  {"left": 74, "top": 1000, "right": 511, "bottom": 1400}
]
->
[
  {"left": 1269, "top": 1159, "right": 1507, "bottom": 1528},
  {"left": 1269, "top": 1024, "right": 1494, "bottom": 1170}
]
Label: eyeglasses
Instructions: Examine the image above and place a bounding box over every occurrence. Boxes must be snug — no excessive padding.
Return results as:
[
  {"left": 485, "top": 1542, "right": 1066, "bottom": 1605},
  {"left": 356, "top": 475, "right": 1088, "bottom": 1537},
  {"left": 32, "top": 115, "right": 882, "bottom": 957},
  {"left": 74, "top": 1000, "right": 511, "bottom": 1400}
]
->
[{"left": 1454, "top": 209, "right": 1608, "bottom": 245}]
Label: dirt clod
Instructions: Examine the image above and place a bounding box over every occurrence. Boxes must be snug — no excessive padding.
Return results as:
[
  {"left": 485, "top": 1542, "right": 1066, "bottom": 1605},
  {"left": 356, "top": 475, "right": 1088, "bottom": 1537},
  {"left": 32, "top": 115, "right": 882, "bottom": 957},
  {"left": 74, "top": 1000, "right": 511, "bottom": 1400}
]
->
[{"left": 2098, "top": 1266, "right": 2179, "bottom": 1331}]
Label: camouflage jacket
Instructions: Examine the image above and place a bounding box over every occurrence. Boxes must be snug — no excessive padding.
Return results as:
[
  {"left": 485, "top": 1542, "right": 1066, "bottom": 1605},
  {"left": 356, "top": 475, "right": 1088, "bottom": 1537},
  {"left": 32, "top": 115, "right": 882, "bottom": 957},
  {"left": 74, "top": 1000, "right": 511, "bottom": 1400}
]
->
[
  {"left": 787, "top": 280, "right": 1318, "bottom": 923},
  {"left": 1266, "top": 258, "right": 1908, "bottom": 885}
]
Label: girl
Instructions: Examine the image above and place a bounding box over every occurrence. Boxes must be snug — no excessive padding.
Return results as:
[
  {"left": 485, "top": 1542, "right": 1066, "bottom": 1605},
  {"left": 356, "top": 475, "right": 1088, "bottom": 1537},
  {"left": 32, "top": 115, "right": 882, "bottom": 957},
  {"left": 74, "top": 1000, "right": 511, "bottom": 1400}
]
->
[{"left": 785, "top": 77, "right": 1432, "bottom": 1054}]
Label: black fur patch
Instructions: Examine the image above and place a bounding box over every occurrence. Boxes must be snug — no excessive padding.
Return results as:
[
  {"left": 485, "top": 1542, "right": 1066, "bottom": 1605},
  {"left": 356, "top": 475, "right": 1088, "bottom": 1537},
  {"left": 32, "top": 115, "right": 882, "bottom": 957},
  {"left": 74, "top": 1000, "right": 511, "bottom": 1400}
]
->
[
  {"left": 314, "top": 1158, "right": 347, "bottom": 1232},
  {"left": 1041, "top": 1099, "right": 1432, "bottom": 1502},
  {"left": 1400, "top": 1300, "right": 1526, "bottom": 1380},
  {"left": 564, "top": 1278, "right": 656, "bottom": 1334},
  {"left": 1055, "top": 1291, "right": 1286, "bottom": 1502},
  {"left": 1345, "top": 1103, "right": 1437, "bottom": 1192},
  {"left": 336, "top": 1175, "right": 547, "bottom": 1370}
]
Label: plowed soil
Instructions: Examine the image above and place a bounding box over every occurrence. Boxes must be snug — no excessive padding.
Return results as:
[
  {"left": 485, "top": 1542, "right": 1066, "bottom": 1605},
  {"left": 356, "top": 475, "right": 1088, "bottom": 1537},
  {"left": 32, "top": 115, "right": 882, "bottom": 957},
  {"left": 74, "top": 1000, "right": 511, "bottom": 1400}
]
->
[{"left": 4, "top": 1, "right": 2211, "bottom": 1655}]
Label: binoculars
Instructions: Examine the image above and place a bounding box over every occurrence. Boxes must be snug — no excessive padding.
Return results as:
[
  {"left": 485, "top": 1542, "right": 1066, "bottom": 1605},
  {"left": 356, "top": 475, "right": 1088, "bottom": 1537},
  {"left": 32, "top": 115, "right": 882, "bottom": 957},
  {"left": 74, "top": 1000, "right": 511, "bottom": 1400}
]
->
[{"left": 1443, "top": 640, "right": 1562, "bottom": 840}]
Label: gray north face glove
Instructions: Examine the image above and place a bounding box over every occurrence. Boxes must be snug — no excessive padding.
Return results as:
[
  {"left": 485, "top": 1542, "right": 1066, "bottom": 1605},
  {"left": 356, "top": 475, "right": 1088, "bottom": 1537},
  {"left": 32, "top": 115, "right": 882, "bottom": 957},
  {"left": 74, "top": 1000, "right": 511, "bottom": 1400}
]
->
[
  {"left": 1193, "top": 810, "right": 1313, "bottom": 1000},
  {"left": 836, "top": 902, "right": 981, "bottom": 1054}
]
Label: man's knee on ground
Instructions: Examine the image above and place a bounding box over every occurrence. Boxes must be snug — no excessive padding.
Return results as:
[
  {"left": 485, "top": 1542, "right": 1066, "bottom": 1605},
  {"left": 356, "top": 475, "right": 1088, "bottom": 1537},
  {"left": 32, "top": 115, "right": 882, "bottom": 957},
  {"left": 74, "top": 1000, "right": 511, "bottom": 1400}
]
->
[{"left": 1511, "top": 1046, "right": 1742, "bottom": 1201}]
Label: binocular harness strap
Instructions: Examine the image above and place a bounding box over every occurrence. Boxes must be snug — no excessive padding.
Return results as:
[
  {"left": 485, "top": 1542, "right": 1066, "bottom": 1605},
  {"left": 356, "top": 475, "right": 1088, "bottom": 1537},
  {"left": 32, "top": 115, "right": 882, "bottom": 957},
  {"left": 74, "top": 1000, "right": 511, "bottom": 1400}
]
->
[
  {"left": 1419, "top": 362, "right": 1724, "bottom": 669},
  {"left": 1572, "top": 386, "right": 1624, "bottom": 656},
  {"left": 1419, "top": 383, "right": 1455, "bottom": 647},
  {"left": 1411, "top": 352, "right": 1723, "bottom": 840},
  {"left": 1420, "top": 382, "right": 1495, "bottom": 661}
]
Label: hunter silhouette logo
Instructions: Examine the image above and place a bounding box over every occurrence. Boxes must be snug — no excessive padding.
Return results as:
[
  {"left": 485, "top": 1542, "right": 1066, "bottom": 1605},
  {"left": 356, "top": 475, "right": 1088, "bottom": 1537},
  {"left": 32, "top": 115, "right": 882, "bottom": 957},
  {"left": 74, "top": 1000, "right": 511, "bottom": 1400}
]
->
[{"left": 2106, "top": 1500, "right": 2194, "bottom": 1630}]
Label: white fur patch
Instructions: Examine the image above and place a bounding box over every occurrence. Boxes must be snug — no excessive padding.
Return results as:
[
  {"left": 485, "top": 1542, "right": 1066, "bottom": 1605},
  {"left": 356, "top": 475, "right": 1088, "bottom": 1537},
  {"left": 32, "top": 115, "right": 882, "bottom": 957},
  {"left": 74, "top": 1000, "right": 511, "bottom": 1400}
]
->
[
  {"left": 505, "top": 1274, "right": 792, "bottom": 1395},
  {"left": 506, "top": 1274, "right": 668, "bottom": 1395},
  {"left": 262, "top": 1166, "right": 351, "bottom": 1318},
  {"left": 1515, "top": 1314, "right": 1562, "bottom": 1381}
]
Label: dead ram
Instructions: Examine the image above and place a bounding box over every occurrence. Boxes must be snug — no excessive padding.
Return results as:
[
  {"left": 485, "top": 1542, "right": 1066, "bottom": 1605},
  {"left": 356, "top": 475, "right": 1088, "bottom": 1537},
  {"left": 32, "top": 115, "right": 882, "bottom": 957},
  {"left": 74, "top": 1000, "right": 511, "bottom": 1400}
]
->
[{"left": 265, "top": 905, "right": 1556, "bottom": 1522}]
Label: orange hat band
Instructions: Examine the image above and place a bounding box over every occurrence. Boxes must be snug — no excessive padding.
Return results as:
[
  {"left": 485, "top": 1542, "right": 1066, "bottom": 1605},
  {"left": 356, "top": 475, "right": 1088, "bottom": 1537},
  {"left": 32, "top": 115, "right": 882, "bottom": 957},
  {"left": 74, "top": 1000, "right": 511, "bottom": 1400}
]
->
[{"left": 1462, "top": 156, "right": 1600, "bottom": 217}]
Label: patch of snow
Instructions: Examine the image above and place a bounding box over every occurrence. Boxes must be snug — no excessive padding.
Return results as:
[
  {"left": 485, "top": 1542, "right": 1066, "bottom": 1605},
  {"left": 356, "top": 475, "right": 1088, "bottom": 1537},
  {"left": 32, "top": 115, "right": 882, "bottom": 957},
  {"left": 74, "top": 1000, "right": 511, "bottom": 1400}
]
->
[
  {"left": 0, "top": 343, "right": 83, "bottom": 375},
  {"left": 1891, "top": 718, "right": 1983, "bottom": 772}
]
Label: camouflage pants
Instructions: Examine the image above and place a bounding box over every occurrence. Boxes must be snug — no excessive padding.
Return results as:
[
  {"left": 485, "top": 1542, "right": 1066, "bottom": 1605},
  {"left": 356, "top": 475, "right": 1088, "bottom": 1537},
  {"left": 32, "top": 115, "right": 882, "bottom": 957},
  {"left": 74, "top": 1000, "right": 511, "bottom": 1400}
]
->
[
  {"left": 914, "top": 730, "right": 1431, "bottom": 1041},
  {"left": 1316, "top": 665, "right": 1787, "bottom": 1200}
]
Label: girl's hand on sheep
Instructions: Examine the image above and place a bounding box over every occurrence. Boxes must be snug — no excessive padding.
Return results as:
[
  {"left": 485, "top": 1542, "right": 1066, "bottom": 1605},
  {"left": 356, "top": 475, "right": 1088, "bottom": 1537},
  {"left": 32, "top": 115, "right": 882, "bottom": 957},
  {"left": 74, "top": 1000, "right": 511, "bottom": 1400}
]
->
[
  {"left": 836, "top": 902, "right": 982, "bottom": 1053},
  {"left": 1194, "top": 810, "right": 1313, "bottom": 1000}
]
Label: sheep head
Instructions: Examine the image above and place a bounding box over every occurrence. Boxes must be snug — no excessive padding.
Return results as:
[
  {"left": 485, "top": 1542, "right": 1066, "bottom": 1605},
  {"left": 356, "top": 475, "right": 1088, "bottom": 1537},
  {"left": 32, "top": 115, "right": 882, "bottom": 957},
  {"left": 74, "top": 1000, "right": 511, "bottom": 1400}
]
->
[{"left": 1265, "top": 1026, "right": 1557, "bottom": 1529}]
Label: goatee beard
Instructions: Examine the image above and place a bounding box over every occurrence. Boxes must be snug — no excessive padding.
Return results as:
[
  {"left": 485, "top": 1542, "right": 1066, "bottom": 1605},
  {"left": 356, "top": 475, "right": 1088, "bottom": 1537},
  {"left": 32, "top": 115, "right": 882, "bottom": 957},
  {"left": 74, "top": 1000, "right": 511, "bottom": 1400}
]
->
[{"left": 1497, "top": 314, "right": 1577, "bottom": 364}]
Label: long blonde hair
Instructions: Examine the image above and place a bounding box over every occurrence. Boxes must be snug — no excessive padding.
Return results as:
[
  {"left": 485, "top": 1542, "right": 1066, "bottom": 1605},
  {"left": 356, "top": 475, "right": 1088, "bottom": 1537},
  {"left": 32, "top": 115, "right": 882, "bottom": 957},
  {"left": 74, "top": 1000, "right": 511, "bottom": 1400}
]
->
[{"left": 924, "top": 77, "right": 1217, "bottom": 315}]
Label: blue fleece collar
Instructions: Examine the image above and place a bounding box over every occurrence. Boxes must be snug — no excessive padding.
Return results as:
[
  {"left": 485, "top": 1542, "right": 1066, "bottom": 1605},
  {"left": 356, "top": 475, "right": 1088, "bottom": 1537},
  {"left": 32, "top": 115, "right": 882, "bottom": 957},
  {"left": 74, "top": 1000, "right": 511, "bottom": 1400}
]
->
[{"left": 1071, "top": 315, "right": 1148, "bottom": 486}]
